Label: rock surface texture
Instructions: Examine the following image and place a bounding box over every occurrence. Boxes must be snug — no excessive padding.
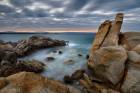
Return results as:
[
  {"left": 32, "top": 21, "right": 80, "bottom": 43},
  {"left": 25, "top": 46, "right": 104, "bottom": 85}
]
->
[{"left": 0, "top": 72, "right": 81, "bottom": 93}]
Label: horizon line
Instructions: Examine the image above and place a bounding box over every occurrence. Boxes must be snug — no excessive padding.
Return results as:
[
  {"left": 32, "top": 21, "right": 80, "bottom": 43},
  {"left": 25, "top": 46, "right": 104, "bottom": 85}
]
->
[{"left": 0, "top": 28, "right": 98, "bottom": 33}]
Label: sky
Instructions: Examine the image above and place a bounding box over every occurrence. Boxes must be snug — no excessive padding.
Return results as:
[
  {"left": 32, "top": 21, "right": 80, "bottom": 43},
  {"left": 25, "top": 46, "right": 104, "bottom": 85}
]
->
[{"left": 0, "top": 0, "right": 140, "bottom": 32}]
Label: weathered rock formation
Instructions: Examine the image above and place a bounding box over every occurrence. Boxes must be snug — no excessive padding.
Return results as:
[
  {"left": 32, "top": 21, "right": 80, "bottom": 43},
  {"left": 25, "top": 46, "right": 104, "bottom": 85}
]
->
[
  {"left": 0, "top": 36, "right": 66, "bottom": 77},
  {"left": 83, "top": 13, "right": 140, "bottom": 93},
  {"left": 0, "top": 72, "right": 82, "bottom": 93}
]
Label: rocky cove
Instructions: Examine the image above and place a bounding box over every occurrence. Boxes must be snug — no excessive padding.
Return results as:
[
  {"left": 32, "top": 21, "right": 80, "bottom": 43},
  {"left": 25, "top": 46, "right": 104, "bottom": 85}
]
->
[{"left": 0, "top": 13, "right": 140, "bottom": 93}]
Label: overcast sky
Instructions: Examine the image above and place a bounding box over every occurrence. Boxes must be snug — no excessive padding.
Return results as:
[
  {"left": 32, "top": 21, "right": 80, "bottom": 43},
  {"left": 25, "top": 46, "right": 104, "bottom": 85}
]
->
[{"left": 0, "top": 0, "right": 140, "bottom": 32}]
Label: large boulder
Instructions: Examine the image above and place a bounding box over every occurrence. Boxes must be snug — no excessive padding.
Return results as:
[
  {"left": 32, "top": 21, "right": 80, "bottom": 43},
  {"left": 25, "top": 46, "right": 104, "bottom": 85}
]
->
[
  {"left": 0, "top": 72, "right": 81, "bottom": 93},
  {"left": 121, "top": 62, "right": 140, "bottom": 93},
  {"left": 88, "top": 46, "right": 127, "bottom": 85}
]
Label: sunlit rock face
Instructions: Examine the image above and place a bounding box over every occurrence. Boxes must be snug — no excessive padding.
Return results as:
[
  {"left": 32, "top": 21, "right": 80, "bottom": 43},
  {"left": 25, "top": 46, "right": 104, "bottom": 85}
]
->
[{"left": 88, "top": 13, "right": 126, "bottom": 85}]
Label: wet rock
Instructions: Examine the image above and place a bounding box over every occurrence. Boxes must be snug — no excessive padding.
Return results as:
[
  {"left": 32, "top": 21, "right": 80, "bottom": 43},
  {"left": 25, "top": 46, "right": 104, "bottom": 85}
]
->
[
  {"left": 14, "top": 36, "right": 66, "bottom": 57},
  {"left": 88, "top": 46, "right": 127, "bottom": 85},
  {"left": 0, "top": 50, "right": 5, "bottom": 62},
  {"left": 71, "top": 69, "right": 85, "bottom": 80},
  {"left": 45, "top": 57, "right": 55, "bottom": 61},
  {"left": 0, "top": 72, "right": 82, "bottom": 93},
  {"left": 86, "top": 54, "right": 89, "bottom": 59},
  {"left": 64, "top": 75, "right": 73, "bottom": 84},
  {"left": 53, "top": 50, "right": 57, "bottom": 53},
  {"left": 58, "top": 51, "right": 63, "bottom": 54},
  {"left": 3, "top": 51, "right": 17, "bottom": 63},
  {"left": 63, "top": 59, "right": 75, "bottom": 65},
  {"left": 0, "top": 60, "right": 45, "bottom": 77},
  {"left": 16, "top": 60, "right": 45, "bottom": 73},
  {"left": 78, "top": 54, "right": 82, "bottom": 57}
]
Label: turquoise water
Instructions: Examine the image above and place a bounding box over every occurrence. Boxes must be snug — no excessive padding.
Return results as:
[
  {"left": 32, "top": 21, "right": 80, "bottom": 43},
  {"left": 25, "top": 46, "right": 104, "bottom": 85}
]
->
[{"left": 0, "top": 32, "right": 95, "bottom": 81}]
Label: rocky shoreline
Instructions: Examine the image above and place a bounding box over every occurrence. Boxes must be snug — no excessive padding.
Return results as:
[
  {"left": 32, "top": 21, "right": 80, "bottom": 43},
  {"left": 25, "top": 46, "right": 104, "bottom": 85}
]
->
[
  {"left": 0, "top": 36, "right": 66, "bottom": 77},
  {"left": 0, "top": 13, "right": 140, "bottom": 93}
]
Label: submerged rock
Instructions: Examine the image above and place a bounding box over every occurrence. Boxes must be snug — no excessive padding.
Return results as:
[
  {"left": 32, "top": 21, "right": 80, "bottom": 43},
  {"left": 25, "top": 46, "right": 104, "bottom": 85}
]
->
[
  {"left": 63, "top": 59, "right": 75, "bottom": 65},
  {"left": 78, "top": 54, "right": 82, "bottom": 57},
  {"left": 0, "top": 72, "right": 82, "bottom": 93},
  {"left": 58, "top": 51, "right": 63, "bottom": 54},
  {"left": 45, "top": 57, "right": 55, "bottom": 61}
]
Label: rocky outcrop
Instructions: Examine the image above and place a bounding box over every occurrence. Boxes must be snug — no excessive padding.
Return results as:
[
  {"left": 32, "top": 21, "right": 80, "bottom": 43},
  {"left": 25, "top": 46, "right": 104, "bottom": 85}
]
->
[
  {"left": 15, "top": 36, "right": 66, "bottom": 57},
  {"left": 0, "top": 36, "right": 66, "bottom": 77},
  {"left": 0, "top": 36, "right": 66, "bottom": 57},
  {"left": 0, "top": 72, "right": 81, "bottom": 93},
  {"left": 86, "top": 13, "right": 140, "bottom": 93},
  {"left": 0, "top": 60, "right": 45, "bottom": 77}
]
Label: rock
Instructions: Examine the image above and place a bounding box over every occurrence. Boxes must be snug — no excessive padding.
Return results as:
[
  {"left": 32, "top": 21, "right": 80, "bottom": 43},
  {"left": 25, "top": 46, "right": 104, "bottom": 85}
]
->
[
  {"left": 0, "top": 60, "right": 45, "bottom": 77},
  {"left": 53, "top": 50, "right": 57, "bottom": 53},
  {"left": 121, "top": 32, "right": 140, "bottom": 49},
  {"left": 127, "top": 51, "right": 140, "bottom": 62},
  {"left": 102, "top": 13, "right": 123, "bottom": 47},
  {"left": 78, "top": 54, "right": 82, "bottom": 57},
  {"left": 88, "top": 46, "right": 127, "bottom": 85},
  {"left": 0, "top": 72, "right": 82, "bottom": 93},
  {"left": 45, "top": 57, "right": 55, "bottom": 61},
  {"left": 0, "top": 50, "right": 5, "bottom": 62},
  {"left": 63, "top": 60, "right": 75, "bottom": 65},
  {"left": 16, "top": 60, "right": 45, "bottom": 73},
  {"left": 71, "top": 69, "right": 85, "bottom": 80},
  {"left": 58, "top": 51, "right": 63, "bottom": 54},
  {"left": 91, "top": 20, "right": 111, "bottom": 51},
  {"left": 121, "top": 61, "right": 140, "bottom": 93},
  {"left": 64, "top": 75, "right": 73, "bottom": 84},
  {"left": 0, "top": 78, "right": 7, "bottom": 89},
  {"left": 132, "top": 44, "right": 140, "bottom": 54},
  {"left": 14, "top": 36, "right": 66, "bottom": 57},
  {"left": 86, "top": 54, "right": 89, "bottom": 59},
  {"left": 3, "top": 51, "right": 17, "bottom": 63}
]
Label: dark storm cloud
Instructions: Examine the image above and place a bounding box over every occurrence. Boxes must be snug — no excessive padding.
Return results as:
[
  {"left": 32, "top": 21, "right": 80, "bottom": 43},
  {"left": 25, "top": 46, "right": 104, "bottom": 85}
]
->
[
  {"left": 0, "top": 4, "right": 15, "bottom": 13},
  {"left": 0, "top": 0, "right": 140, "bottom": 31},
  {"left": 9, "top": 0, "right": 32, "bottom": 7}
]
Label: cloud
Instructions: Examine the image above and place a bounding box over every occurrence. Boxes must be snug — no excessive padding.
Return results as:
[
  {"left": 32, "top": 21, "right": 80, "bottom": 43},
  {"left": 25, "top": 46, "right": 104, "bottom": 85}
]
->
[{"left": 0, "top": 0, "right": 140, "bottom": 31}]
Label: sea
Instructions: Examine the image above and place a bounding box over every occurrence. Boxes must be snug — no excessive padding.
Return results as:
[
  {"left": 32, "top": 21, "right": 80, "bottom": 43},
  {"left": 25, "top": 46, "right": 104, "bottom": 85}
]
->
[{"left": 0, "top": 32, "right": 95, "bottom": 81}]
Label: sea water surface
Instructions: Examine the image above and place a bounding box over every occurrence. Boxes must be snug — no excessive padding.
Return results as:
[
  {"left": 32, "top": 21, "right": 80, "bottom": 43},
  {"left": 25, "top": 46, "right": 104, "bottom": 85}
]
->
[{"left": 0, "top": 32, "right": 95, "bottom": 81}]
